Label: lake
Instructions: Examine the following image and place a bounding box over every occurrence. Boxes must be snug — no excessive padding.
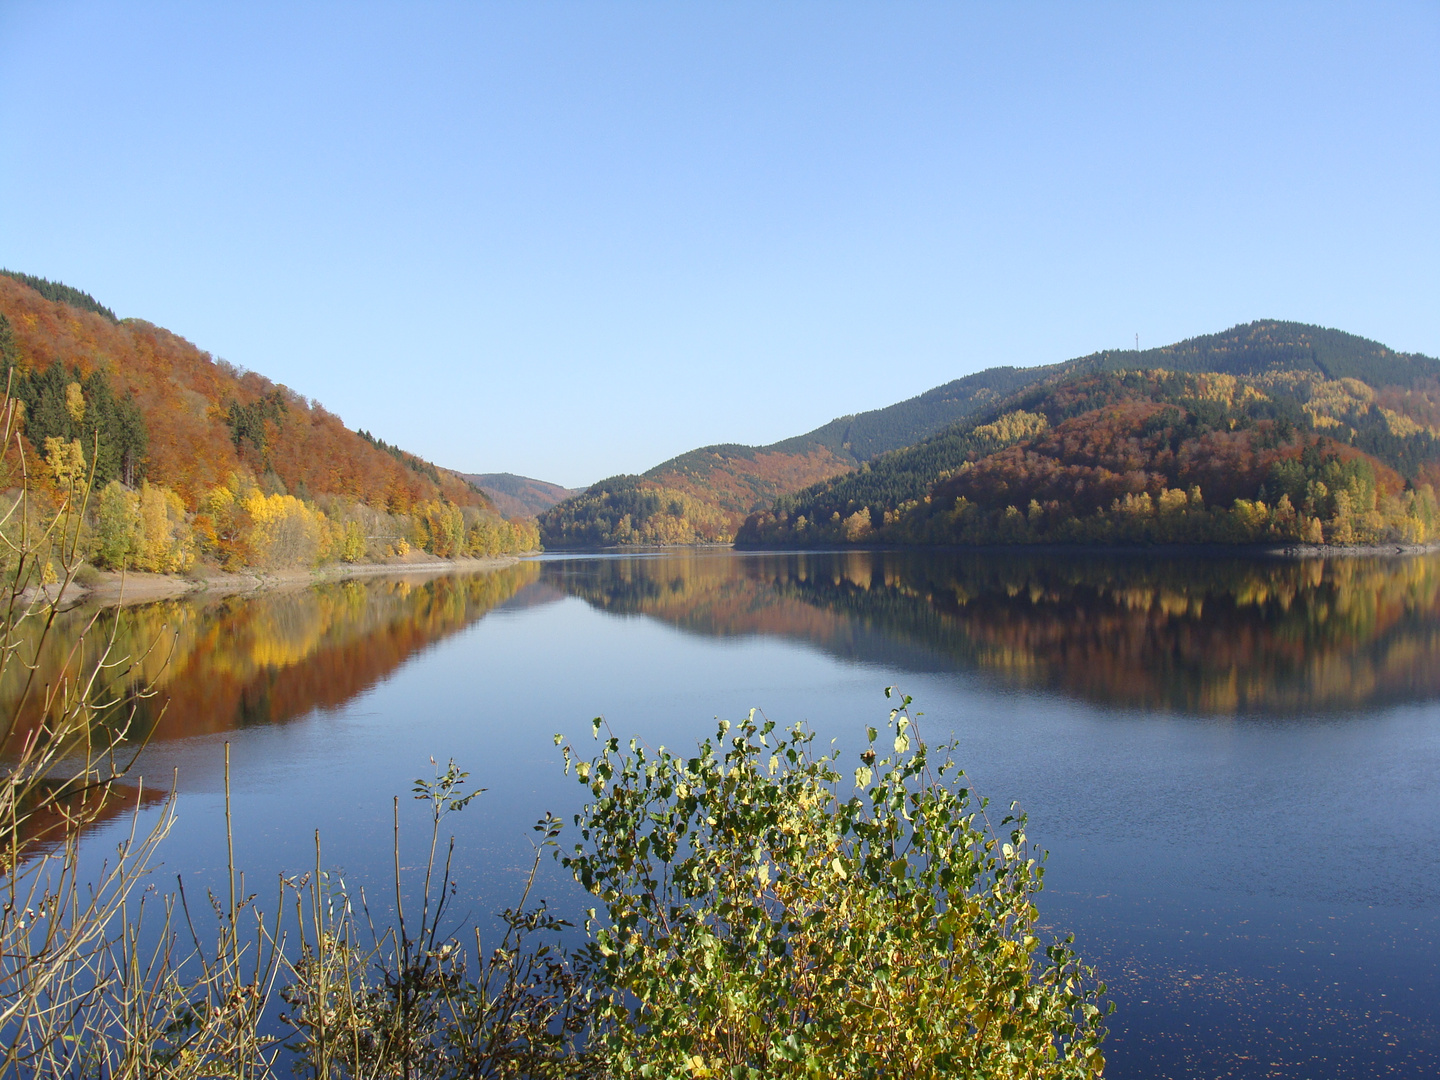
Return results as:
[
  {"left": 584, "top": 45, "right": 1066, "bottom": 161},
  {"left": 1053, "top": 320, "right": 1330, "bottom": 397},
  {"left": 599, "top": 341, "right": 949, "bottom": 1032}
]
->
[{"left": 29, "top": 549, "right": 1440, "bottom": 1078}]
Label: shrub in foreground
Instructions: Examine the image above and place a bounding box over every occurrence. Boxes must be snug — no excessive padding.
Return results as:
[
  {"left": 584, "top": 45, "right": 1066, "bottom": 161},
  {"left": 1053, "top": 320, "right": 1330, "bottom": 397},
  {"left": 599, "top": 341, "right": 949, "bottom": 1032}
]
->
[{"left": 557, "top": 693, "right": 1108, "bottom": 1079}]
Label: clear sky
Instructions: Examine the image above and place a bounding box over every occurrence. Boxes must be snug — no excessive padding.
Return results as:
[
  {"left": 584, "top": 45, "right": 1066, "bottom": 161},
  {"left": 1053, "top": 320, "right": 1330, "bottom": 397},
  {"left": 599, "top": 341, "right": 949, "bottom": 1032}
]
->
[{"left": 2, "top": 2, "right": 1436, "bottom": 488}]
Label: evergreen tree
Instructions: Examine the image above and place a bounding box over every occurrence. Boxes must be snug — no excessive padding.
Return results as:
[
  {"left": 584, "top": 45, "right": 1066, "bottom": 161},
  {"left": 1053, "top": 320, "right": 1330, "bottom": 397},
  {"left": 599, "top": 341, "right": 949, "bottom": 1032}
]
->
[
  {"left": 5, "top": 360, "right": 150, "bottom": 485},
  {"left": 0, "top": 313, "right": 16, "bottom": 374}
]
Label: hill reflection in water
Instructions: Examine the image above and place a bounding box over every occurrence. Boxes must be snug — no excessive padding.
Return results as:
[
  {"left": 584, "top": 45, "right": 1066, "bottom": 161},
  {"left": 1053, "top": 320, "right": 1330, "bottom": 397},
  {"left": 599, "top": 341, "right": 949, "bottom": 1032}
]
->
[
  {"left": 543, "top": 550, "right": 1440, "bottom": 715},
  {"left": 5, "top": 550, "right": 1434, "bottom": 746},
  {"left": 0, "top": 562, "right": 541, "bottom": 744}
]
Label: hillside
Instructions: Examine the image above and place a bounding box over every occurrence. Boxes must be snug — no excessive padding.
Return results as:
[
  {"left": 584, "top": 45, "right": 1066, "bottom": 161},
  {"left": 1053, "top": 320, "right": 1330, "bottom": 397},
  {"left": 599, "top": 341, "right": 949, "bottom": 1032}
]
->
[
  {"left": 462, "top": 472, "right": 577, "bottom": 519},
  {"left": 544, "top": 319, "right": 1440, "bottom": 549},
  {"left": 539, "top": 366, "right": 1048, "bottom": 546},
  {"left": 0, "top": 272, "right": 539, "bottom": 572},
  {"left": 737, "top": 322, "right": 1440, "bottom": 549}
]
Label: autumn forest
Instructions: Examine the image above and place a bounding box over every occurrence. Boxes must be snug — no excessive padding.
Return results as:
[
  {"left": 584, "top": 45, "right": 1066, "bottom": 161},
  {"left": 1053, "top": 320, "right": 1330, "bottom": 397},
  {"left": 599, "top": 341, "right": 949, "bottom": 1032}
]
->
[
  {"left": 6, "top": 267, "right": 1439, "bottom": 571},
  {"left": 539, "top": 321, "right": 1440, "bottom": 552},
  {"left": 0, "top": 270, "right": 538, "bottom": 578}
]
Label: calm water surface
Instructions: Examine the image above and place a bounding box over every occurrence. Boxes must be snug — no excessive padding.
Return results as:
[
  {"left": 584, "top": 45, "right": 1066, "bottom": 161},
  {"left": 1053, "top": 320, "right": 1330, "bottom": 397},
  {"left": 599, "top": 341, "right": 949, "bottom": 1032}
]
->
[{"left": 29, "top": 550, "right": 1440, "bottom": 1078}]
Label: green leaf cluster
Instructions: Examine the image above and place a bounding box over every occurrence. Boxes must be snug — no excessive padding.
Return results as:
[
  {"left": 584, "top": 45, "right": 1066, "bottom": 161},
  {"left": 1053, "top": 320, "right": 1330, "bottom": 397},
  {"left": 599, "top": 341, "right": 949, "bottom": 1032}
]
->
[{"left": 556, "top": 694, "right": 1108, "bottom": 1079}]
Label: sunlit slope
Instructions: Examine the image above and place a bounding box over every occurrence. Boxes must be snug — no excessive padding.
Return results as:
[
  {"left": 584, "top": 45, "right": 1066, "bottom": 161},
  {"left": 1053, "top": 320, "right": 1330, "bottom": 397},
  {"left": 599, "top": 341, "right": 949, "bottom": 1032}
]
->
[
  {"left": 738, "top": 322, "right": 1440, "bottom": 548},
  {"left": 538, "top": 366, "right": 1055, "bottom": 546},
  {"left": 0, "top": 271, "right": 487, "bottom": 511},
  {"left": 461, "top": 472, "right": 577, "bottom": 518}
]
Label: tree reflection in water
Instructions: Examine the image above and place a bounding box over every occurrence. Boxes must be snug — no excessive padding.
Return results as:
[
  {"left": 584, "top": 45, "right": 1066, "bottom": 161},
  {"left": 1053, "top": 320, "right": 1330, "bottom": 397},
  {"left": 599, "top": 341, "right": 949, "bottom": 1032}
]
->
[
  {"left": 0, "top": 563, "right": 541, "bottom": 746},
  {"left": 4, "top": 551, "right": 1434, "bottom": 753},
  {"left": 546, "top": 550, "right": 1440, "bottom": 715}
]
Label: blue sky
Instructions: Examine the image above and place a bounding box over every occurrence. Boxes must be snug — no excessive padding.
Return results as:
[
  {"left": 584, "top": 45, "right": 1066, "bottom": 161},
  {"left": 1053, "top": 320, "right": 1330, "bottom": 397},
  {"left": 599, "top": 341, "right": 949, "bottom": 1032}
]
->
[{"left": 2, "top": 2, "right": 1436, "bottom": 488}]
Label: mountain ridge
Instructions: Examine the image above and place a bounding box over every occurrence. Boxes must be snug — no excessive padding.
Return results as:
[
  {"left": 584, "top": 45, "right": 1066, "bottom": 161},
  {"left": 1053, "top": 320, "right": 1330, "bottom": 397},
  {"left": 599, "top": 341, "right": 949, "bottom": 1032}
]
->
[
  {"left": 539, "top": 365, "right": 1056, "bottom": 547},
  {"left": 738, "top": 323, "right": 1440, "bottom": 550},
  {"left": 541, "top": 320, "right": 1440, "bottom": 549}
]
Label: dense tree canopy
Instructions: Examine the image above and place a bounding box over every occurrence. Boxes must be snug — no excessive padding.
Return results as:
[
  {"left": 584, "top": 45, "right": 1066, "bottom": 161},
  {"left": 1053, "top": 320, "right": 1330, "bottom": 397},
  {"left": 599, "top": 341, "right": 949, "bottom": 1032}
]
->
[
  {"left": 551, "top": 320, "right": 1440, "bottom": 549},
  {"left": 0, "top": 273, "right": 540, "bottom": 569},
  {"left": 539, "top": 475, "right": 733, "bottom": 547},
  {"left": 738, "top": 363, "right": 1440, "bottom": 550}
]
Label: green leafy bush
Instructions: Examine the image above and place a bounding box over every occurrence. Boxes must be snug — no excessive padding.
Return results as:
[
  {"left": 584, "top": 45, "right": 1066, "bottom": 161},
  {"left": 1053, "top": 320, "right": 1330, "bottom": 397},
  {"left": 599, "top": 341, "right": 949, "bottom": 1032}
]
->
[{"left": 557, "top": 692, "right": 1108, "bottom": 1079}]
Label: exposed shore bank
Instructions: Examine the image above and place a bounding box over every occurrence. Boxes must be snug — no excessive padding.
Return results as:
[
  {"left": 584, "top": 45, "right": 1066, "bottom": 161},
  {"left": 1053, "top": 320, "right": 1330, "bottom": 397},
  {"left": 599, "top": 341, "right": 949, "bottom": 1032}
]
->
[
  {"left": 46, "top": 539, "right": 1438, "bottom": 610},
  {"left": 46, "top": 552, "right": 534, "bottom": 610}
]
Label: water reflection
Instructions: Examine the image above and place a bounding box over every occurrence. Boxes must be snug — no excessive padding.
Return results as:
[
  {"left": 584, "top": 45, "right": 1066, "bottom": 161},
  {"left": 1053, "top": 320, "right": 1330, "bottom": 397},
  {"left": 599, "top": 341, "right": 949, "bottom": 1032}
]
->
[
  {"left": 5, "top": 551, "right": 1437, "bottom": 747},
  {"left": 544, "top": 551, "right": 1440, "bottom": 715},
  {"left": 0, "top": 563, "right": 540, "bottom": 743},
  {"left": 4, "top": 553, "right": 1433, "bottom": 1077}
]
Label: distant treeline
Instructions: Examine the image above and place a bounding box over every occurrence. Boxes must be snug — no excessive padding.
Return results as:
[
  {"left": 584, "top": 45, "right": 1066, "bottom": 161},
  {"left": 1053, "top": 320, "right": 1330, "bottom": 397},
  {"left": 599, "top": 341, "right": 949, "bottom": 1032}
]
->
[{"left": 539, "top": 475, "right": 732, "bottom": 547}]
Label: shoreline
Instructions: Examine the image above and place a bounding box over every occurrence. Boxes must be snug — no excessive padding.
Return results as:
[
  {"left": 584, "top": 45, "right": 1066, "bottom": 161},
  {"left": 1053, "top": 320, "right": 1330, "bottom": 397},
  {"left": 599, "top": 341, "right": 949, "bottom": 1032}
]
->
[
  {"left": 35, "top": 537, "right": 1437, "bottom": 611},
  {"left": 578, "top": 540, "right": 1440, "bottom": 559},
  {"left": 49, "top": 553, "right": 535, "bottom": 610}
]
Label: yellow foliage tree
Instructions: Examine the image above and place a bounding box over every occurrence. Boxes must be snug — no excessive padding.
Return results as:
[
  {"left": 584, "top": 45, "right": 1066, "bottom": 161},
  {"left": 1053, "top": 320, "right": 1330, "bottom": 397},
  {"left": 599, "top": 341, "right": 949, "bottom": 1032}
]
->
[
  {"left": 242, "top": 490, "right": 324, "bottom": 570},
  {"left": 93, "top": 480, "right": 194, "bottom": 572},
  {"left": 841, "top": 508, "right": 874, "bottom": 542},
  {"left": 134, "top": 481, "right": 194, "bottom": 573},
  {"left": 340, "top": 519, "right": 365, "bottom": 562},
  {"left": 972, "top": 408, "right": 1050, "bottom": 444},
  {"left": 64, "top": 381, "right": 86, "bottom": 422},
  {"left": 44, "top": 437, "right": 87, "bottom": 490}
]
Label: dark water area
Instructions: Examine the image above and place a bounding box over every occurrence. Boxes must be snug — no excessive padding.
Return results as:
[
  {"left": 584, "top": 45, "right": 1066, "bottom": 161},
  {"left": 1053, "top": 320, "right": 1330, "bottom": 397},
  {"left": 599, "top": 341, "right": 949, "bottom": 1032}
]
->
[{"left": 24, "top": 550, "right": 1440, "bottom": 1078}]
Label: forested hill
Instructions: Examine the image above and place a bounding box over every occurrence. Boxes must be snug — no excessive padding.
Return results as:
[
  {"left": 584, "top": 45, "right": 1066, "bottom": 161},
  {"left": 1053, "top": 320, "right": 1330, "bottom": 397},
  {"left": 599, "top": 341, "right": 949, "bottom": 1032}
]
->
[
  {"left": 0, "top": 272, "right": 539, "bottom": 571},
  {"left": 1068, "top": 320, "right": 1436, "bottom": 386},
  {"left": 462, "top": 473, "right": 578, "bottom": 519},
  {"left": 770, "top": 364, "right": 1061, "bottom": 462},
  {"left": 737, "top": 321, "right": 1440, "bottom": 550},
  {"left": 539, "top": 366, "right": 1046, "bottom": 547}
]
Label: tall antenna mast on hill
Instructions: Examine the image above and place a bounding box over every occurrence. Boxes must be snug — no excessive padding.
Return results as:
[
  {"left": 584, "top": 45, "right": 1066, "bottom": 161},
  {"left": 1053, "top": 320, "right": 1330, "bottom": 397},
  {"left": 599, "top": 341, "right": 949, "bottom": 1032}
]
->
[{"left": 1135, "top": 332, "right": 1139, "bottom": 352}]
